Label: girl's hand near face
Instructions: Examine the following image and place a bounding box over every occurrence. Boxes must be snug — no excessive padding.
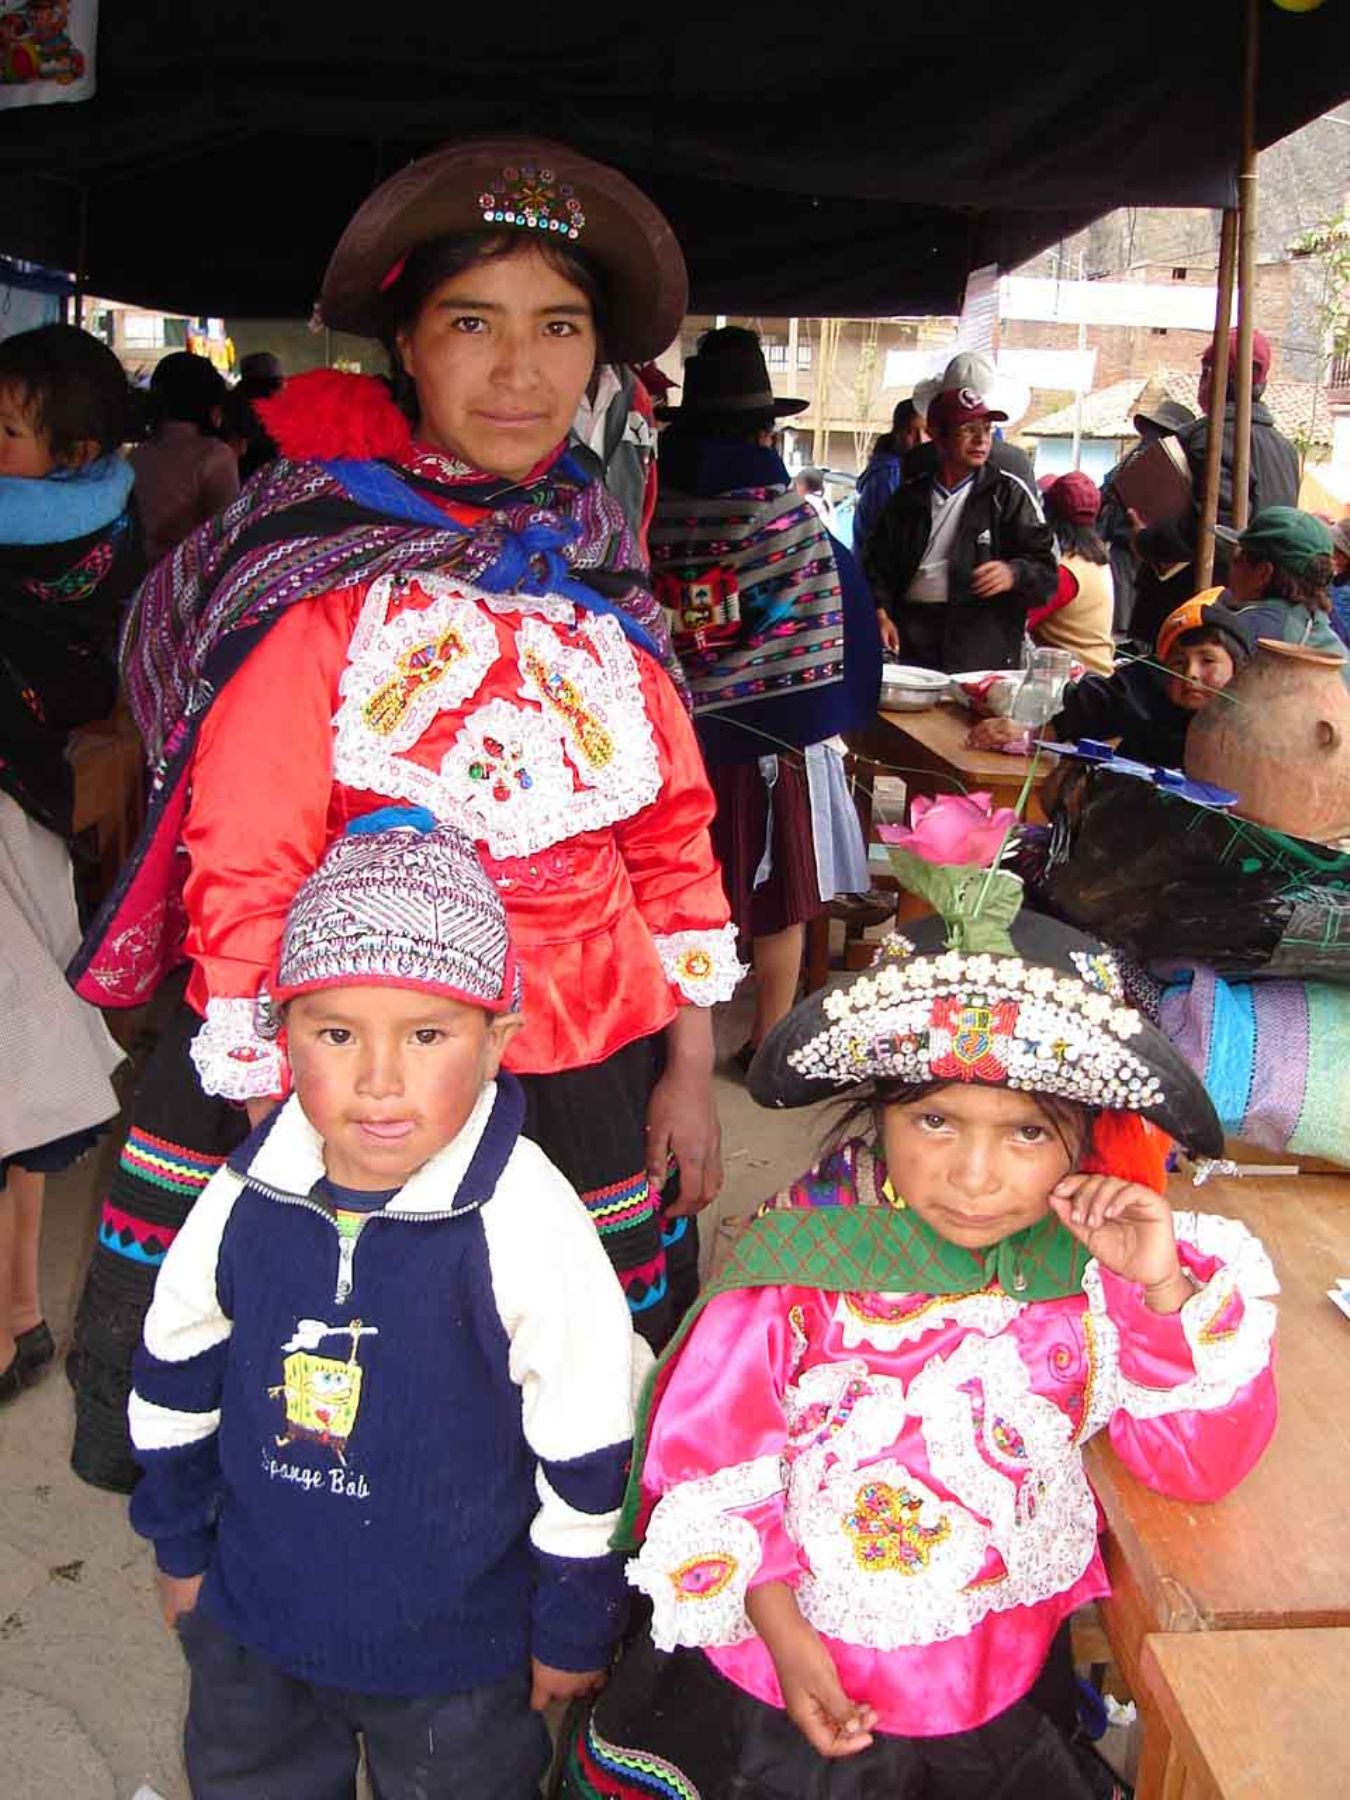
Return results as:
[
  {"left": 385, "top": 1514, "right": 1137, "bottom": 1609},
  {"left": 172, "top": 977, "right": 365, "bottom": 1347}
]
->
[{"left": 1049, "top": 1174, "right": 1191, "bottom": 1312}]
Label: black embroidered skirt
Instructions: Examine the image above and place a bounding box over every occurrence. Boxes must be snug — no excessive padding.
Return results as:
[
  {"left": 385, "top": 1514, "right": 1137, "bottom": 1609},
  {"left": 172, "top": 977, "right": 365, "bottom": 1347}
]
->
[{"left": 562, "top": 1626, "right": 1094, "bottom": 1800}]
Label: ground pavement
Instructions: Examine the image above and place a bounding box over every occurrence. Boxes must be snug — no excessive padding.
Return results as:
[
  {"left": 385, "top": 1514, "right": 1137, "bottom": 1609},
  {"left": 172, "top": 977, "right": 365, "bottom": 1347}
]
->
[{"left": 0, "top": 989, "right": 834, "bottom": 1799}]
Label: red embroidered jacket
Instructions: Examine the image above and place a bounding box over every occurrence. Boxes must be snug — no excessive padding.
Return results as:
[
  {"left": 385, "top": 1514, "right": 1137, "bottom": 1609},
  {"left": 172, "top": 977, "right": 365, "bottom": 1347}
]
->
[{"left": 182, "top": 571, "right": 738, "bottom": 1099}]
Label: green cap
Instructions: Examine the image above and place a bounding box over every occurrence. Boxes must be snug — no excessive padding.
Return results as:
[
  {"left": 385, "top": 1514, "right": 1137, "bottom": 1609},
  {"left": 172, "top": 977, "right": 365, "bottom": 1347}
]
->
[{"left": 1212, "top": 505, "right": 1335, "bottom": 573}]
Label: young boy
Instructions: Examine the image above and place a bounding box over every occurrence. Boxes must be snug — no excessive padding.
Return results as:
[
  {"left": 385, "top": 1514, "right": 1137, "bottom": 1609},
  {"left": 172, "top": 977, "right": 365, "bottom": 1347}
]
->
[
  {"left": 969, "top": 591, "right": 1252, "bottom": 770},
  {"left": 129, "top": 808, "right": 644, "bottom": 1798}
]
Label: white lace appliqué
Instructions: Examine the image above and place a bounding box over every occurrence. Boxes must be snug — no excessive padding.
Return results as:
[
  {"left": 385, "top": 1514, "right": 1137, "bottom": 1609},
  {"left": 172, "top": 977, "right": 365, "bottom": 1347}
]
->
[
  {"left": 834, "top": 1288, "right": 1025, "bottom": 1352},
  {"left": 653, "top": 925, "right": 745, "bottom": 1006},
  {"left": 795, "top": 1458, "right": 989, "bottom": 1650},
  {"left": 333, "top": 577, "right": 498, "bottom": 792},
  {"left": 627, "top": 1454, "right": 782, "bottom": 1652},
  {"left": 331, "top": 577, "right": 663, "bottom": 859},
  {"left": 189, "top": 997, "right": 289, "bottom": 1101}
]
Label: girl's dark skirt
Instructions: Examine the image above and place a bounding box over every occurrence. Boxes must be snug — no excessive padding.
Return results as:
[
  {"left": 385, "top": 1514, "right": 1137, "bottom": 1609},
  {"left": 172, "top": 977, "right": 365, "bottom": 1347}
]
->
[
  {"left": 563, "top": 1626, "right": 1095, "bottom": 1800},
  {"left": 709, "top": 754, "right": 826, "bottom": 944}
]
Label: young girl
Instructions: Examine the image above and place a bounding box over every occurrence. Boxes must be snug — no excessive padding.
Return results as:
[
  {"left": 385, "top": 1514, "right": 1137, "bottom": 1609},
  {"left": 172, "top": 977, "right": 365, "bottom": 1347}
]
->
[
  {"left": 0, "top": 323, "right": 142, "bottom": 1403},
  {"left": 565, "top": 899, "right": 1277, "bottom": 1798}
]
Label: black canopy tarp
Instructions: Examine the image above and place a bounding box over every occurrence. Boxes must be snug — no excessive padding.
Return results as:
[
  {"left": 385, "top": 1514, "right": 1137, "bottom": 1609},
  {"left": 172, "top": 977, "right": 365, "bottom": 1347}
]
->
[{"left": 0, "top": 3, "right": 1346, "bottom": 320}]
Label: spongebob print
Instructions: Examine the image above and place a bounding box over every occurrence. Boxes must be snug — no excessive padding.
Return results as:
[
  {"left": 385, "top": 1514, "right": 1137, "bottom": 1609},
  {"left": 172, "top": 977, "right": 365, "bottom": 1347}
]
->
[{"left": 269, "top": 1318, "right": 378, "bottom": 1466}]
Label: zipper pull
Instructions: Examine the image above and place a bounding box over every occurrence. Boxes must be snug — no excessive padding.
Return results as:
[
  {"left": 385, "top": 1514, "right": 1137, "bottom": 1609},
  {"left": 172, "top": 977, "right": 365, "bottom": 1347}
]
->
[{"left": 334, "top": 1232, "right": 357, "bottom": 1305}]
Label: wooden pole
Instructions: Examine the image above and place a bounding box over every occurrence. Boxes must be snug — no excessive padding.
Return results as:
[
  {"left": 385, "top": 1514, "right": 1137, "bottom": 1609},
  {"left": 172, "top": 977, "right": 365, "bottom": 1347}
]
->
[
  {"left": 1196, "top": 207, "right": 1238, "bottom": 588},
  {"left": 1231, "top": 0, "right": 1260, "bottom": 532}
]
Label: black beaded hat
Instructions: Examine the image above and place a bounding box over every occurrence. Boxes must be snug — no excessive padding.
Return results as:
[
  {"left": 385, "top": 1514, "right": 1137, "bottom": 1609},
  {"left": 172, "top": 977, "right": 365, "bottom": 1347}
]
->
[{"left": 749, "top": 901, "right": 1223, "bottom": 1157}]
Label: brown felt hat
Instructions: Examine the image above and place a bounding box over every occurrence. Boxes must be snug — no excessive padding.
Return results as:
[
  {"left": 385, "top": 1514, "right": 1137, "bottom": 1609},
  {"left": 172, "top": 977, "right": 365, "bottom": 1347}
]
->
[{"left": 316, "top": 136, "right": 688, "bottom": 363}]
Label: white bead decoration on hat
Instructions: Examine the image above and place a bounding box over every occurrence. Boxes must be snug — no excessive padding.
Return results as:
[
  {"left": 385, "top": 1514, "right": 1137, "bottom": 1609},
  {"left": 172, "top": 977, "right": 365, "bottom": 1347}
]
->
[{"left": 788, "top": 940, "right": 1161, "bottom": 1113}]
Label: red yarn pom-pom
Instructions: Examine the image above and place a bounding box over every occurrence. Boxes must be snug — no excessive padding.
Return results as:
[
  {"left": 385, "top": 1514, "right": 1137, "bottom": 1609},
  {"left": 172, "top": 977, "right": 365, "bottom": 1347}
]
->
[
  {"left": 255, "top": 370, "right": 413, "bottom": 462},
  {"left": 1079, "top": 1112, "right": 1172, "bottom": 1193}
]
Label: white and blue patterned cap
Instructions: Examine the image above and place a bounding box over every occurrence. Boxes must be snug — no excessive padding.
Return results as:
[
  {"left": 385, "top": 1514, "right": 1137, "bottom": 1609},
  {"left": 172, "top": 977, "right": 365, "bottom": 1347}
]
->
[{"left": 274, "top": 807, "right": 522, "bottom": 1014}]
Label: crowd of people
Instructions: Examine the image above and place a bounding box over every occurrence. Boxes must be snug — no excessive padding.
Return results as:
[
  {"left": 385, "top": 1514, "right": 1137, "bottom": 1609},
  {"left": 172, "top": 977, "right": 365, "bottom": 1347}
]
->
[{"left": 0, "top": 130, "right": 1333, "bottom": 1799}]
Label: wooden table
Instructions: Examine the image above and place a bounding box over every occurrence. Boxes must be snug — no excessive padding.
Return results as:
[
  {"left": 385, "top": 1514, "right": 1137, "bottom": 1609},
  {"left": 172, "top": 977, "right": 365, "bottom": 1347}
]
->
[
  {"left": 1087, "top": 1169, "right": 1350, "bottom": 1795},
  {"left": 1140, "top": 1628, "right": 1350, "bottom": 1798},
  {"left": 854, "top": 699, "right": 1053, "bottom": 830}
]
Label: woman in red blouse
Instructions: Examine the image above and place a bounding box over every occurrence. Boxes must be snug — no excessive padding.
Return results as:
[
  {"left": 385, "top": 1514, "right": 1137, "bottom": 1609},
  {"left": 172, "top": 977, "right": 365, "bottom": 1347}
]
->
[{"left": 69, "top": 138, "right": 737, "bottom": 1491}]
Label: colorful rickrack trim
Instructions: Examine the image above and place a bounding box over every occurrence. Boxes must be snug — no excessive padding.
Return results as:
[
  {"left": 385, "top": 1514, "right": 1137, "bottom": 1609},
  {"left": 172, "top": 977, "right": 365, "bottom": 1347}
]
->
[{"left": 479, "top": 161, "right": 587, "bottom": 240}]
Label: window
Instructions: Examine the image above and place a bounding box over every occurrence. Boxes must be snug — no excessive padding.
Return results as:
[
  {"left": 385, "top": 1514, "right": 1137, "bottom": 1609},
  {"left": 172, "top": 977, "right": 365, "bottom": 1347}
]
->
[
  {"left": 1172, "top": 267, "right": 1188, "bottom": 281},
  {"left": 797, "top": 343, "right": 813, "bottom": 370},
  {"left": 1150, "top": 327, "right": 1169, "bottom": 337},
  {"left": 121, "top": 313, "right": 164, "bottom": 348},
  {"left": 763, "top": 340, "right": 788, "bottom": 370},
  {"left": 163, "top": 317, "right": 189, "bottom": 348}
]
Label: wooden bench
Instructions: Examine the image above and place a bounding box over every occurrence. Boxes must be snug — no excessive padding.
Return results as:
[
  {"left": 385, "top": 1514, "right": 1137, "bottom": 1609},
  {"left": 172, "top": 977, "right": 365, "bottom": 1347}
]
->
[{"left": 1141, "top": 1628, "right": 1350, "bottom": 1798}]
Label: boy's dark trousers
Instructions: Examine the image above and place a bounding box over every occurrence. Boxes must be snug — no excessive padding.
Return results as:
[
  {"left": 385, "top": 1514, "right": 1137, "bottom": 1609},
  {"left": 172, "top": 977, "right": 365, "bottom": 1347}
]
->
[{"left": 177, "top": 1607, "right": 551, "bottom": 1799}]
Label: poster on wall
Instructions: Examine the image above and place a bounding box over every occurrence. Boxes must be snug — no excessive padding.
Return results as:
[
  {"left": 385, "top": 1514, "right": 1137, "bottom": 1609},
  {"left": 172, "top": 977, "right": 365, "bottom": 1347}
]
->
[{"left": 0, "top": 0, "right": 96, "bottom": 108}]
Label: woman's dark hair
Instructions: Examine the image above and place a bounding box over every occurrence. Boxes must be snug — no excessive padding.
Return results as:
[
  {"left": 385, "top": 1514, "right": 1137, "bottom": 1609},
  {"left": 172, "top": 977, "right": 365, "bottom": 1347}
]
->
[
  {"left": 891, "top": 398, "right": 919, "bottom": 433},
  {"left": 1049, "top": 518, "right": 1109, "bottom": 564},
  {"left": 377, "top": 228, "right": 608, "bottom": 421},
  {"left": 829, "top": 1077, "right": 1094, "bottom": 1170},
  {"left": 148, "top": 351, "right": 228, "bottom": 432},
  {"left": 0, "top": 323, "right": 131, "bottom": 461},
  {"left": 1261, "top": 552, "right": 1334, "bottom": 615}
]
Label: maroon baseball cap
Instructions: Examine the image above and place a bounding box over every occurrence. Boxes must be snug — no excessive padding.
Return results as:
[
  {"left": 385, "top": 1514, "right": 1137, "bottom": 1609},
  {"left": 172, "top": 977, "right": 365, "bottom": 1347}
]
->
[
  {"left": 1043, "top": 470, "right": 1101, "bottom": 524},
  {"left": 926, "top": 385, "right": 1008, "bottom": 431},
  {"left": 1201, "top": 327, "right": 1272, "bottom": 382}
]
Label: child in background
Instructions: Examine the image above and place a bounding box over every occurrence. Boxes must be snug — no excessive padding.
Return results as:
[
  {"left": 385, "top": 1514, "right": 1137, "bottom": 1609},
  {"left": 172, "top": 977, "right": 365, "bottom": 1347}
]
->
[
  {"left": 130, "top": 811, "right": 645, "bottom": 1799},
  {"left": 0, "top": 323, "right": 141, "bottom": 1404},
  {"left": 566, "top": 889, "right": 1276, "bottom": 1799},
  {"left": 969, "top": 590, "right": 1252, "bottom": 770}
]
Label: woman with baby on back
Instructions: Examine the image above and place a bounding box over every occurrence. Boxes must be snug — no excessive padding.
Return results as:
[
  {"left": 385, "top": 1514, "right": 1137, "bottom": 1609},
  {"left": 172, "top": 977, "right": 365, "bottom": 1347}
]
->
[{"left": 565, "top": 853, "right": 1277, "bottom": 1798}]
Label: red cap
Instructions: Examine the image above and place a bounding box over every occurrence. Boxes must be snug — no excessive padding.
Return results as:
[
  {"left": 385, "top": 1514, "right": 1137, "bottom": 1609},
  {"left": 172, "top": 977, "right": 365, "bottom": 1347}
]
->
[
  {"left": 1201, "top": 327, "right": 1272, "bottom": 381},
  {"left": 1043, "top": 470, "right": 1101, "bottom": 524},
  {"left": 926, "top": 385, "right": 1008, "bottom": 431}
]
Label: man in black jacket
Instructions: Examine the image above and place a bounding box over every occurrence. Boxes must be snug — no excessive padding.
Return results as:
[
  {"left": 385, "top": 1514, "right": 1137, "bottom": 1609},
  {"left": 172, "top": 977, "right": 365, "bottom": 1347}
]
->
[
  {"left": 1131, "top": 328, "right": 1299, "bottom": 644},
  {"left": 865, "top": 386, "right": 1057, "bottom": 671}
]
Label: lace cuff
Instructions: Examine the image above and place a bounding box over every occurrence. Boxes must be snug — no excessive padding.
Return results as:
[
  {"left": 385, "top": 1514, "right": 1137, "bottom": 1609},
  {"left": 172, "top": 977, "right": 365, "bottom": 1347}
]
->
[
  {"left": 189, "top": 997, "right": 290, "bottom": 1101},
  {"left": 653, "top": 924, "right": 745, "bottom": 1006},
  {"left": 1089, "top": 1210, "right": 1279, "bottom": 1421},
  {"left": 625, "top": 1453, "right": 781, "bottom": 1651}
]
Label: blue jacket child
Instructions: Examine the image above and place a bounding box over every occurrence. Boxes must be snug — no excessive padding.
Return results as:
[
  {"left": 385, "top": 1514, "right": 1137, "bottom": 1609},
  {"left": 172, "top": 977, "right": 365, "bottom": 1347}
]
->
[{"left": 129, "top": 810, "right": 647, "bottom": 1799}]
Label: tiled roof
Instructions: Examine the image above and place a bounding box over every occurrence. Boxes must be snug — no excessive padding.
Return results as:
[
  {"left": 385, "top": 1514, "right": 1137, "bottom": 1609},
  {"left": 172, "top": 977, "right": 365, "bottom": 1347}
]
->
[{"left": 1023, "top": 367, "right": 1331, "bottom": 451}]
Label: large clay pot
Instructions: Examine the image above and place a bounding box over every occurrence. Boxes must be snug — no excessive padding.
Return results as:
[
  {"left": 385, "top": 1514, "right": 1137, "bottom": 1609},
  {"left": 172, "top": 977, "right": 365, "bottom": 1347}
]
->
[{"left": 1185, "top": 638, "right": 1350, "bottom": 842}]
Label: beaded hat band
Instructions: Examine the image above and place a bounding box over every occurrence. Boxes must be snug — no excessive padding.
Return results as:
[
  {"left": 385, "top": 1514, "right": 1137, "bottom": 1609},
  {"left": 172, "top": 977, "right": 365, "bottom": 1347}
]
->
[
  {"left": 749, "top": 904, "right": 1223, "bottom": 1157},
  {"left": 317, "top": 135, "right": 688, "bottom": 363}
]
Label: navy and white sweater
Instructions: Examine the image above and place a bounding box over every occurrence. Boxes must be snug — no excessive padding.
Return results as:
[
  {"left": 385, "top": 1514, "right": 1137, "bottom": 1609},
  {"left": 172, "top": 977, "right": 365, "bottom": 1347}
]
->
[{"left": 129, "top": 1074, "right": 645, "bottom": 1697}]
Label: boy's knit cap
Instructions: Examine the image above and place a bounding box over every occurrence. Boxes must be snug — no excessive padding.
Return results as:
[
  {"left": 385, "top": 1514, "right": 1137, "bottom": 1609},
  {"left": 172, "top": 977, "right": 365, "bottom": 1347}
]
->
[{"left": 274, "top": 807, "right": 521, "bottom": 1012}]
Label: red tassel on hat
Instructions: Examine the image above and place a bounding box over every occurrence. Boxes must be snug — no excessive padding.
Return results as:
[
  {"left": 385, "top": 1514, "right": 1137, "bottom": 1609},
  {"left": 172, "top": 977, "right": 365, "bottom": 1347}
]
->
[
  {"left": 255, "top": 369, "right": 413, "bottom": 462},
  {"left": 1080, "top": 1112, "right": 1172, "bottom": 1194}
]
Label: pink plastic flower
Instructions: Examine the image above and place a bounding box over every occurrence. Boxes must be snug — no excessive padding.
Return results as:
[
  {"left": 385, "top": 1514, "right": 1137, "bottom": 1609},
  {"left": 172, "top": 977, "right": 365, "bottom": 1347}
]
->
[{"left": 875, "top": 792, "right": 1018, "bottom": 868}]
